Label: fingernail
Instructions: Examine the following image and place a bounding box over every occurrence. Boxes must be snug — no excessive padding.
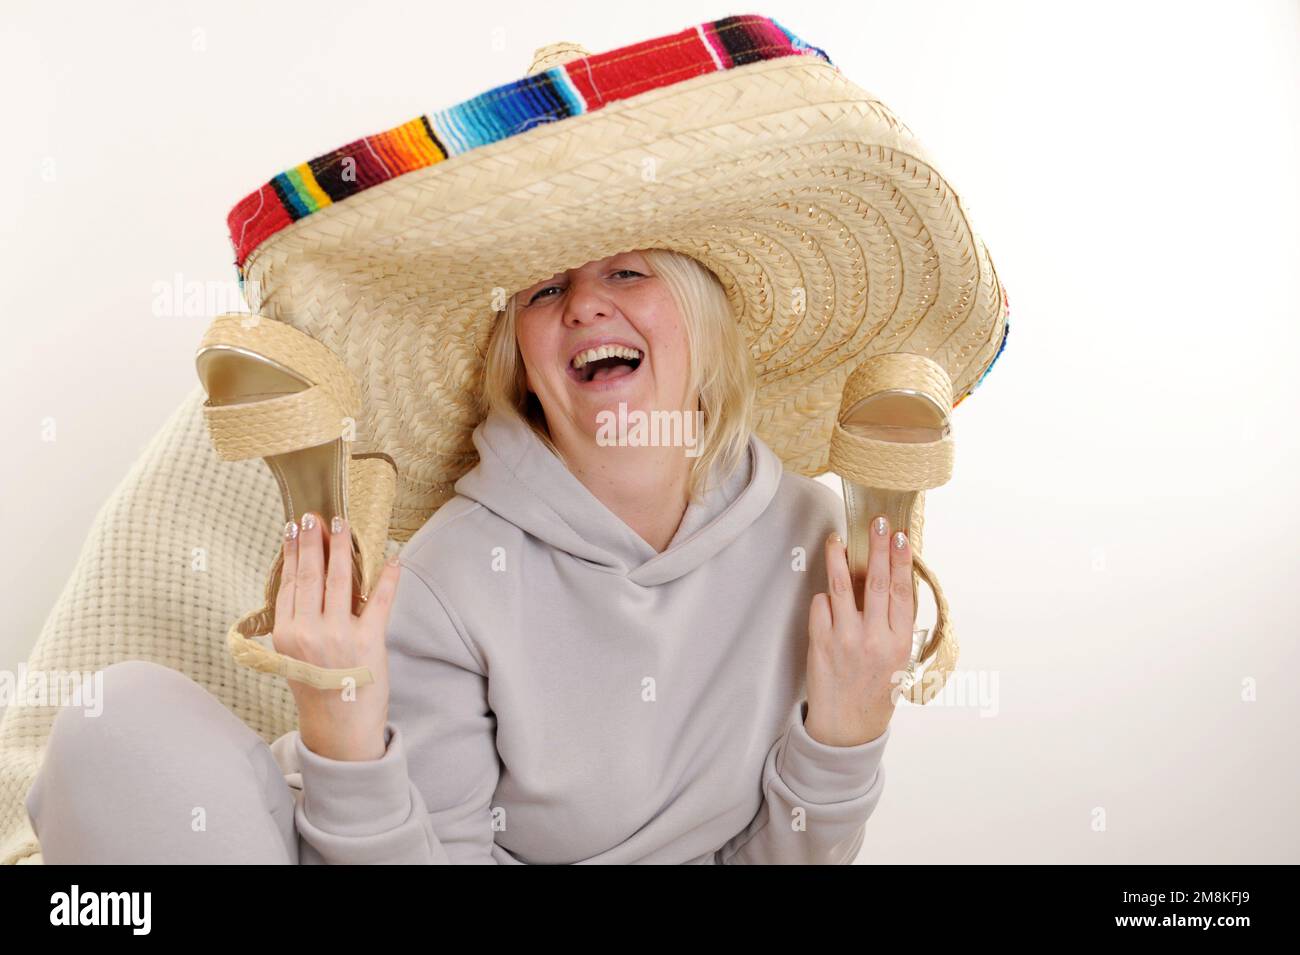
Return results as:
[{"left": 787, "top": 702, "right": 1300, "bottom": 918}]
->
[
  {"left": 331, "top": 515, "right": 343, "bottom": 535},
  {"left": 387, "top": 553, "right": 400, "bottom": 566},
  {"left": 283, "top": 520, "right": 298, "bottom": 541},
  {"left": 829, "top": 532, "right": 842, "bottom": 545},
  {"left": 893, "top": 530, "right": 907, "bottom": 550},
  {"left": 873, "top": 516, "right": 887, "bottom": 536},
  {"left": 301, "top": 512, "right": 317, "bottom": 531}
]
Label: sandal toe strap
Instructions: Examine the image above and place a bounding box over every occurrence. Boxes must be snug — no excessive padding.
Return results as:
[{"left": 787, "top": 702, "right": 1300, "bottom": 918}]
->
[
  {"left": 840, "top": 351, "right": 954, "bottom": 410},
  {"left": 829, "top": 423, "right": 954, "bottom": 489},
  {"left": 203, "top": 386, "right": 349, "bottom": 461},
  {"left": 197, "top": 312, "right": 362, "bottom": 461}
]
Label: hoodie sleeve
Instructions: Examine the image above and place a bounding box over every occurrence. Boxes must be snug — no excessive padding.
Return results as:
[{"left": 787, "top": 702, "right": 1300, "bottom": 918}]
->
[
  {"left": 714, "top": 699, "right": 891, "bottom": 865},
  {"left": 291, "top": 560, "right": 506, "bottom": 865}
]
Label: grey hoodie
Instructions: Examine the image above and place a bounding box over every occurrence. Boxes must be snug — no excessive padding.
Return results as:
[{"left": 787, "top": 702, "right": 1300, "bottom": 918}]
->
[{"left": 270, "top": 408, "right": 891, "bottom": 864}]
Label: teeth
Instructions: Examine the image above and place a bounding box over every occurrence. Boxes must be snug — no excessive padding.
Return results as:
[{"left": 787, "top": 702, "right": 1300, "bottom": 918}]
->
[{"left": 571, "top": 344, "right": 643, "bottom": 370}]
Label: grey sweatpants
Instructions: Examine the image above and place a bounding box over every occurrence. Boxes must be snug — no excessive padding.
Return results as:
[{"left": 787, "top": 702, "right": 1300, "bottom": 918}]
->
[{"left": 25, "top": 659, "right": 300, "bottom": 864}]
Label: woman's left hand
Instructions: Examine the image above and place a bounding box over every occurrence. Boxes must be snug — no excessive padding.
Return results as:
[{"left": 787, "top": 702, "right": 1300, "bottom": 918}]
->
[{"left": 804, "top": 516, "right": 916, "bottom": 746}]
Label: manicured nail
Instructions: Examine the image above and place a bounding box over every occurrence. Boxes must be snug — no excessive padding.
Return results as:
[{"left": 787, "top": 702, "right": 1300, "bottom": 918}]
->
[
  {"left": 829, "top": 532, "right": 842, "bottom": 545},
  {"left": 283, "top": 520, "right": 298, "bottom": 541},
  {"left": 301, "top": 512, "right": 317, "bottom": 531},
  {"left": 893, "top": 531, "right": 907, "bottom": 550},
  {"left": 331, "top": 515, "right": 343, "bottom": 535},
  {"left": 873, "top": 516, "right": 887, "bottom": 536}
]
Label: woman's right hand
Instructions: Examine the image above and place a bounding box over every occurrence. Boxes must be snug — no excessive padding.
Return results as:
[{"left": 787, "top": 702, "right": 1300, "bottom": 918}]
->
[{"left": 274, "top": 510, "right": 402, "bottom": 762}]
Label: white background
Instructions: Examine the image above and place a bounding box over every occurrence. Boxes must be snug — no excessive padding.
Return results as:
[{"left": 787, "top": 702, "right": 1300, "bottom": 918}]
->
[{"left": 2, "top": 0, "right": 1297, "bottom": 862}]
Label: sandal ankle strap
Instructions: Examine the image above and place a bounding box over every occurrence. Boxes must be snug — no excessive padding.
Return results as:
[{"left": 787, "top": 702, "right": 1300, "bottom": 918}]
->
[
  {"left": 227, "top": 613, "right": 376, "bottom": 689},
  {"left": 899, "top": 551, "right": 958, "bottom": 705}
]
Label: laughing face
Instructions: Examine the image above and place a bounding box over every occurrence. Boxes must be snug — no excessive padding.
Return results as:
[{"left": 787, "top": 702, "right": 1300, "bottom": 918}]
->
[{"left": 512, "top": 249, "right": 693, "bottom": 438}]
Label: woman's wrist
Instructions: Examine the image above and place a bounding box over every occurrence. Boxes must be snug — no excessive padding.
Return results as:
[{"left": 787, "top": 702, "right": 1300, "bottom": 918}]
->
[
  {"left": 299, "top": 724, "right": 388, "bottom": 762},
  {"left": 804, "top": 705, "right": 892, "bottom": 747}
]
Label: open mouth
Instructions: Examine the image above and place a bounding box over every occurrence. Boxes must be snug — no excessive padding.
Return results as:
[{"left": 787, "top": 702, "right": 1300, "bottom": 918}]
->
[{"left": 568, "top": 346, "right": 644, "bottom": 385}]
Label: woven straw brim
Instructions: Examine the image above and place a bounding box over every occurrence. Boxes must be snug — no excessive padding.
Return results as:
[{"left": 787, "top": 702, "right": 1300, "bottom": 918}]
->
[{"left": 241, "top": 53, "right": 1007, "bottom": 542}]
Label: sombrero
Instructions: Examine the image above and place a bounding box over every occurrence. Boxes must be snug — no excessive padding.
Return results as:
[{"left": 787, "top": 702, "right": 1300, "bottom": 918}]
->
[{"left": 219, "top": 10, "right": 1010, "bottom": 547}]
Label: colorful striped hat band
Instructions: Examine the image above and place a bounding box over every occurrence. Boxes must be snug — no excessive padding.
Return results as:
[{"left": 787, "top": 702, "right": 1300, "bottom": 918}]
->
[{"left": 224, "top": 13, "right": 1009, "bottom": 543}]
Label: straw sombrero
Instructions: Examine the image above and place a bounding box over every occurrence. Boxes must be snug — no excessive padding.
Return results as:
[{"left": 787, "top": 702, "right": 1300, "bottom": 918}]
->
[{"left": 223, "top": 11, "right": 1010, "bottom": 544}]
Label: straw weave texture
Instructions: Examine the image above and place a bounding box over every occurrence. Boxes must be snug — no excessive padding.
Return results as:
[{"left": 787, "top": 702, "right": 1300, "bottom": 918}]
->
[{"left": 240, "top": 53, "right": 1006, "bottom": 543}]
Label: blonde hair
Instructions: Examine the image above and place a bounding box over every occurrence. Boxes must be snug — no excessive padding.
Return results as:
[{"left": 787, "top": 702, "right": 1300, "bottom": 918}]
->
[{"left": 481, "top": 248, "right": 756, "bottom": 502}]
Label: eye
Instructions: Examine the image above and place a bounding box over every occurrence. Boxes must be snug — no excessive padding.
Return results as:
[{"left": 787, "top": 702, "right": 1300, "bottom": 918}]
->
[
  {"left": 525, "top": 269, "right": 644, "bottom": 305},
  {"left": 527, "top": 284, "right": 562, "bottom": 305}
]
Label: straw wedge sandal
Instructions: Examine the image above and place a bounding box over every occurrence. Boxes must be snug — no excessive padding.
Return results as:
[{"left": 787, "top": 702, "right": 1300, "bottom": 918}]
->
[
  {"left": 828, "top": 352, "right": 957, "bottom": 705},
  {"left": 194, "top": 313, "right": 398, "bottom": 690}
]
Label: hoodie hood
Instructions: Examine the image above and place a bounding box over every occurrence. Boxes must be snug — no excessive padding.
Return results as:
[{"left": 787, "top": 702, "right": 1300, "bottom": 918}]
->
[{"left": 452, "top": 408, "right": 782, "bottom": 586}]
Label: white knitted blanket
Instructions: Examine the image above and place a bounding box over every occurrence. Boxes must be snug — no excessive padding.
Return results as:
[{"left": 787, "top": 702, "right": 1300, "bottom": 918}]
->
[{"left": 1, "top": 386, "right": 303, "bottom": 864}]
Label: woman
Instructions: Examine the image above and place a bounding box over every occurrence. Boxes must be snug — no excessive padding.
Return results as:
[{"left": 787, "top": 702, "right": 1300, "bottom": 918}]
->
[
  {"left": 20, "top": 14, "right": 1011, "bottom": 866},
  {"left": 25, "top": 247, "right": 915, "bottom": 864}
]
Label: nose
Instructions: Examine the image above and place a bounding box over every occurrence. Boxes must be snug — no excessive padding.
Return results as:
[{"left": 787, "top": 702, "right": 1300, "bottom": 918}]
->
[{"left": 562, "top": 275, "right": 617, "bottom": 327}]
